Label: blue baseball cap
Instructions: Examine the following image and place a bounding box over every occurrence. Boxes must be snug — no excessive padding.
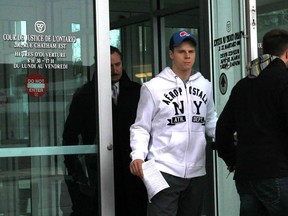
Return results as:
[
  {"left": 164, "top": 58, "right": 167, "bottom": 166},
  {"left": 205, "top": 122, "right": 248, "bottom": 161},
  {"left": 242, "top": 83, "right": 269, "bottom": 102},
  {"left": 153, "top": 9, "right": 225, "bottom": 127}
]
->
[{"left": 169, "top": 30, "right": 197, "bottom": 50}]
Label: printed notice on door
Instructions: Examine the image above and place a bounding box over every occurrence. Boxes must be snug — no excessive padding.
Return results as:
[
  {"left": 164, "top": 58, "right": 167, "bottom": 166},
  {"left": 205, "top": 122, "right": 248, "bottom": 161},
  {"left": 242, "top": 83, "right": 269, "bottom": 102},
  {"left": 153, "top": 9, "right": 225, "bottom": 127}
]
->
[{"left": 2, "top": 21, "right": 75, "bottom": 70}]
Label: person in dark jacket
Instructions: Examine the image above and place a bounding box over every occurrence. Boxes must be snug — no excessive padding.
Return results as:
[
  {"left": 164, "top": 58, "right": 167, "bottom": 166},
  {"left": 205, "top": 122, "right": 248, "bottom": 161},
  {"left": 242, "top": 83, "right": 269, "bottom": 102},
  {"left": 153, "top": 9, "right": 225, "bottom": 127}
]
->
[
  {"left": 110, "top": 46, "right": 147, "bottom": 216},
  {"left": 216, "top": 28, "right": 288, "bottom": 216},
  {"left": 62, "top": 70, "right": 98, "bottom": 216},
  {"left": 62, "top": 46, "right": 147, "bottom": 216}
]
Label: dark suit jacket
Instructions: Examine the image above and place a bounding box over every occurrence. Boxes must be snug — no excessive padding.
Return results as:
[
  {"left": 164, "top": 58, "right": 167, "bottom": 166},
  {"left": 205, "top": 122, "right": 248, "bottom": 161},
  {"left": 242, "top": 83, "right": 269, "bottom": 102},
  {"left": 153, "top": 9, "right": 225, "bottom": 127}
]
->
[
  {"left": 112, "top": 71, "right": 147, "bottom": 216},
  {"left": 63, "top": 70, "right": 147, "bottom": 216}
]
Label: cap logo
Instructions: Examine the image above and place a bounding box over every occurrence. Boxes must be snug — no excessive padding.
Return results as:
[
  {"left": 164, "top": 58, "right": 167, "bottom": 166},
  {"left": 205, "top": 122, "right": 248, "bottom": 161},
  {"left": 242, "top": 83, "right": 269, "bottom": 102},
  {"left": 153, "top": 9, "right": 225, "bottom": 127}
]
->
[{"left": 179, "top": 31, "right": 190, "bottom": 37}]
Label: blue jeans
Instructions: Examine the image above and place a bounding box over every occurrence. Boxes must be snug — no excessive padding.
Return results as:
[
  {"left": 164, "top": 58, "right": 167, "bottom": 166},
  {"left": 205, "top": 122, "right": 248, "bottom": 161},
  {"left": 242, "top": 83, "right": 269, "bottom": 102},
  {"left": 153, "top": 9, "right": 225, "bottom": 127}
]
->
[{"left": 235, "top": 177, "right": 288, "bottom": 216}]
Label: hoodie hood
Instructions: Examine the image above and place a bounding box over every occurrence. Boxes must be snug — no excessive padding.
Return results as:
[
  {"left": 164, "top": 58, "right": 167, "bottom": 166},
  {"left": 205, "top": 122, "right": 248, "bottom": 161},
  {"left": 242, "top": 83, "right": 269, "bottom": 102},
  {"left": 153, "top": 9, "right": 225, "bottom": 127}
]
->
[
  {"left": 157, "top": 67, "right": 202, "bottom": 82},
  {"left": 155, "top": 67, "right": 205, "bottom": 106},
  {"left": 247, "top": 54, "right": 278, "bottom": 78}
]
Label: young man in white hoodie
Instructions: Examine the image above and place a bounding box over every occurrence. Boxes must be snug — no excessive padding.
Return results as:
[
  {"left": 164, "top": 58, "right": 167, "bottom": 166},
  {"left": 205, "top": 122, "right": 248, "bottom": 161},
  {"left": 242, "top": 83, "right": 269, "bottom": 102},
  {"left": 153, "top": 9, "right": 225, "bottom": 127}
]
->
[{"left": 129, "top": 30, "right": 218, "bottom": 216}]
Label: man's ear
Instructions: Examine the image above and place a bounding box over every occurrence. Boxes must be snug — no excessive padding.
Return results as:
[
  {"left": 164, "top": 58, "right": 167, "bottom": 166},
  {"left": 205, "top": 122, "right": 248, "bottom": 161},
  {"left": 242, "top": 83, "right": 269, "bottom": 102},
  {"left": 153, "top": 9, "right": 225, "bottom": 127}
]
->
[
  {"left": 169, "top": 50, "right": 174, "bottom": 60},
  {"left": 284, "top": 48, "right": 288, "bottom": 65},
  {"left": 280, "top": 48, "right": 288, "bottom": 64}
]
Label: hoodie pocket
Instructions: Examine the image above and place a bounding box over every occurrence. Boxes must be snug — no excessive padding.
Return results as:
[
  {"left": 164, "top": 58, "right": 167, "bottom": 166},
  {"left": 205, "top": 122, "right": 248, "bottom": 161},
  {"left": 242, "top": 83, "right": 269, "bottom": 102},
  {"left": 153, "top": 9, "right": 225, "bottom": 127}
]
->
[{"left": 155, "top": 131, "right": 187, "bottom": 164}]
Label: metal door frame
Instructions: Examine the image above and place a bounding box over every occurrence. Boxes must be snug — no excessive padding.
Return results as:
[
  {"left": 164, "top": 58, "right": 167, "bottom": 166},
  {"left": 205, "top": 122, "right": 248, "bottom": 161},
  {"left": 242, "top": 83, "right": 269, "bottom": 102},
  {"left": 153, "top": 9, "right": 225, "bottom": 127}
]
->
[{"left": 95, "top": 0, "right": 115, "bottom": 215}]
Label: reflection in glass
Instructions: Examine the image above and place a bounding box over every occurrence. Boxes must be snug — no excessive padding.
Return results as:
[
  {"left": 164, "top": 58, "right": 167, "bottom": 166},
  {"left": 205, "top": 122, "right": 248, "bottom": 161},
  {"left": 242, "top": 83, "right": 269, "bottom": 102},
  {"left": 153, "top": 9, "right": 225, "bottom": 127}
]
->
[
  {"left": 62, "top": 153, "right": 98, "bottom": 216},
  {"left": 109, "top": 0, "right": 150, "bottom": 22},
  {"left": 0, "top": 154, "right": 97, "bottom": 215},
  {"left": 62, "top": 65, "right": 99, "bottom": 215},
  {"left": 257, "top": 9, "right": 288, "bottom": 54},
  {"left": 0, "top": 0, "right": 99, "bottom": 215},
  {"left": 120, "top": 22, "right": 153, "bottom": 84},
  {"left": 0, "top": 0, "right": 97, "bottom": 148},
  {"left": 72, "top": 23, "right": 81, "bottom": 63},
  {"left": 160, "top": 0, "right": 196, "bottom": 9},
  {"left": 110, "top": 29, "right": 121, "bottom": 50},
  {"left": 0, "top": 157, "right": 61, "bottom": 215}
]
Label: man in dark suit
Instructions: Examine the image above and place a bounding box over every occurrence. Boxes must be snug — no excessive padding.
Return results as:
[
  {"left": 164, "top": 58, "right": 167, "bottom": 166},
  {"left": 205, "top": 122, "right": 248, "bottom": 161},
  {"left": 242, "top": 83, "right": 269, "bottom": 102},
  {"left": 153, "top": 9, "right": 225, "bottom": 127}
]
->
[
  {"left": 110, "top": 46, "right": 147, "bottom": 216},
  {"left": 62, "top": 46, "right": 147, "bottom": 216}
]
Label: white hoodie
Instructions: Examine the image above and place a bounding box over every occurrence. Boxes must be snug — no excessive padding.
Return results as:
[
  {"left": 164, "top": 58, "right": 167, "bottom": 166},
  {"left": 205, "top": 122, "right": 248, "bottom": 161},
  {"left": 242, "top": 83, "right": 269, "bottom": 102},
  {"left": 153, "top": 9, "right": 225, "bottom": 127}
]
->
[{"left": 130, "top": 67, "right": 217, "bottom": 178}]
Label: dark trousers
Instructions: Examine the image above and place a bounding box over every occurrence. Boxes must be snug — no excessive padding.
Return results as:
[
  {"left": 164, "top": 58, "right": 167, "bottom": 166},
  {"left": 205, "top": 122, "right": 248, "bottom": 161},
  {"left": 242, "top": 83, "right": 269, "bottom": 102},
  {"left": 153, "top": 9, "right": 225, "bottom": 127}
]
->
[
  {"left": 114, "top": 170, "right": 147, "bottom": 216},
  {"left": 236, "top": 177, "right": 288, "bottom": 216},
  {"left": 147, "top": 173, "right": 206, "bottom": 216}
]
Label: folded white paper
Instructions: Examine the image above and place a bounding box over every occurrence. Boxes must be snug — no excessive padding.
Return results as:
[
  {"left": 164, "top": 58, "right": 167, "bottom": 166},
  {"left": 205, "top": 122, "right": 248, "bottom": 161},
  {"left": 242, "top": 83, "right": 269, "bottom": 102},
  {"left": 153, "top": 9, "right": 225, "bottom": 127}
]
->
[{"left": 142, "top": 159, "right": 170, "bottom": 202}]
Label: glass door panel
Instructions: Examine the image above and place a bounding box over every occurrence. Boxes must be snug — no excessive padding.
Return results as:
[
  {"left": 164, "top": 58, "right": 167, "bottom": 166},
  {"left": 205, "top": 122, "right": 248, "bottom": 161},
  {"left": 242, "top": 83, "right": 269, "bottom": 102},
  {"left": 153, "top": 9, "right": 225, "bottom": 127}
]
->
[
  {"left": 0, "top": 153, "right": 97, "bottom": 215},
  {"left": 120, "top": 22, "right": 153, "bottom": 84},
  {"left": 211, "top": 0, "right": 247, "bottom": 215},
  {"left": 256, "top": 0, "right": 288, "bottom": 54},
  {"left": 0, "top": 0, "right": 112, "bottom": 215}
]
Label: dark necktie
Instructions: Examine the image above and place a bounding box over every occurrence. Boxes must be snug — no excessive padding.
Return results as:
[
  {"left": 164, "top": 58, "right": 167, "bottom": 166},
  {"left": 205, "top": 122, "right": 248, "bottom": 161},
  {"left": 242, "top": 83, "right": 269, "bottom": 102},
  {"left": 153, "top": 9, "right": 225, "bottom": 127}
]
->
[{"left": 112, "top": 84, "right": 118, "bottom": 105}]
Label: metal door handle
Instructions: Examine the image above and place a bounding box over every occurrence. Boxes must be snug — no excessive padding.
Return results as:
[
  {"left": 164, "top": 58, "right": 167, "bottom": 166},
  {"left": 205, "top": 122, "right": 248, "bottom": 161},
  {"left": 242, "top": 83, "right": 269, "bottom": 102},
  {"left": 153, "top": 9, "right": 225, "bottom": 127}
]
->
[{"left": 107, "top": 144, "right": 113, "bottom": 151}]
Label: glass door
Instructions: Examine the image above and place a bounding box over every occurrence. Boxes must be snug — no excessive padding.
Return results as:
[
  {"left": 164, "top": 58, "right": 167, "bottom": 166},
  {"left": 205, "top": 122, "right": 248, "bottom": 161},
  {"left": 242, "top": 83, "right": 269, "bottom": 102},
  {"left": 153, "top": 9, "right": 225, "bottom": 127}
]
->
[
  {"left": 212, "top": 0, "right": 287, "bottom": 215},
  {"left": 0, "top": 0, "right": 113, "bottom": 215},
  {"left": 256, "top": 0, "right": 288, "bottom": 54},
  {"left": 211, "top": 0, "right": 248, "bottom": 215}
]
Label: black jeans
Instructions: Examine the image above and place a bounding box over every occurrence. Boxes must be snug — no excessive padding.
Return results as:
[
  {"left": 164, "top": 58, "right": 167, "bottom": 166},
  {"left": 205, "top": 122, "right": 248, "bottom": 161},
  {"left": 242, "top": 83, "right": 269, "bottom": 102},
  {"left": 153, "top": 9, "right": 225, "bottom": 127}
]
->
[{"left": 236, "top": 177, "right": 288, "bottom": 216}]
